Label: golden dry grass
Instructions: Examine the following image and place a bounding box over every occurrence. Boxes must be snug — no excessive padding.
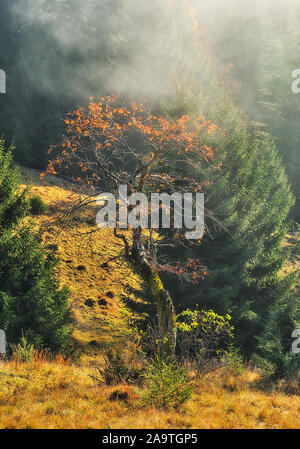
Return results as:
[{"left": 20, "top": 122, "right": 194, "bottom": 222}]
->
[{"left": 0, "top": 359, "right": 300, "bottom": 429}]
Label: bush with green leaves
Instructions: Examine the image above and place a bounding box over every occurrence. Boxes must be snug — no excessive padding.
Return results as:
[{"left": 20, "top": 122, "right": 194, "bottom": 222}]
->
[
  {"left": 0, "top": 139, "right": 73, "bottom": 354},
  {"left": 176, "top": 308, "right": 234, "bottom": 375},
  {"left": 141, "top": 357, "right": 193, "bottom": 409}
]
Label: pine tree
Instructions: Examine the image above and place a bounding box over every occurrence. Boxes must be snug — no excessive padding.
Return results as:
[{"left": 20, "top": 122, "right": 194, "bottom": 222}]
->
[
  {"left": 0, "top": 139, "right": 73, "bottom": 353},
  {"left": 160, "top": 57, "right": 296, "bottom": 358}
]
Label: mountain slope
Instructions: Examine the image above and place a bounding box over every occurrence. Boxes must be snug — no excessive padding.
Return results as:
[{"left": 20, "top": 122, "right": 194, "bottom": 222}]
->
[{"left": 21, "top": 167, "right": 144, "bottom": 364}]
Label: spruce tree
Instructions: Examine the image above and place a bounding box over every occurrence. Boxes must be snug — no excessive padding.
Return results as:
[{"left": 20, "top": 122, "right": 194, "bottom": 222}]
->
[
  {"left": 163, "top": 113, "right": 296, "bottom": 358},
  {"left": 160, "top": 65, "right": 297, "bottom": 360},
  {"left": 0, "top": 139, "right": 73, "bottom": 353}
]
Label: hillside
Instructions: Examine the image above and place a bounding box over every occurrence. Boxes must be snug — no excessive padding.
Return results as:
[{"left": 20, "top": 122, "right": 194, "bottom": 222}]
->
[
  {"left": 1, "top": 0, "right": 300, "bottom": 434},
  {"left": 20, "top": 167, "right": 145, "bottom": 365},
  {"left": 0, "top": 167, "right": 299, "bottom": 429}
]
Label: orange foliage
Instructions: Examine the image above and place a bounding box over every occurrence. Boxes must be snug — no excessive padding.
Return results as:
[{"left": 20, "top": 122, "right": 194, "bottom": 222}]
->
[{"left": 45, "top": 95, "right": 223, "bottom": 191}]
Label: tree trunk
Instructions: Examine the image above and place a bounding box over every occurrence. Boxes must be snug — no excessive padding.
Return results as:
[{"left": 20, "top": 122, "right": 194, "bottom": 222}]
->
[
  {"left": 148, "top": 271, "right": 177, "bottom": 358},
  {"left": 129, "top": 247, "right": 177, "bottom": 358}
]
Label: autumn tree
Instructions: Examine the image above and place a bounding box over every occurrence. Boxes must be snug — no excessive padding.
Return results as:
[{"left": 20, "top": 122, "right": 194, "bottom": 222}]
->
[{"left": 44, "top": 95, "right": 223, "bottom": 357}]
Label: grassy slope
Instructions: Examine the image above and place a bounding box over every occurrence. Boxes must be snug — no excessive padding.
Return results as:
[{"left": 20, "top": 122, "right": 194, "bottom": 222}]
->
[
  {"left": 20, "top": 168, "right": 144, "bottom": 365},
  {"left": 0, "top": 168, "right": 299, "bottom": 429}
]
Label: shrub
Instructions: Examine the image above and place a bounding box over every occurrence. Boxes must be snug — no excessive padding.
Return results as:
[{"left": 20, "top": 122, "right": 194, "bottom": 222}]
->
[
  {"left": 176, "top": 308, "right": 234, "bottom": 376},
  {"left": 100, "top": 347, "right": 145, "bottom": 386},
  {"left": 253, "top": 343, "right": 300, "bottom": 386},
  {"left": 219, "top": 344, "right": 246, "bottom": 391},
  {"left": 29, "top": 195, "right": 47, "bottom": 215},
  {"left": 140, "top": 357, "right": 193, "bottom": 409},
  {"left": 11, "top": 334, "right": 34, "bottom": 362},
  {"left": 221, "top": 343, "right": 245, "bottom": 377}
]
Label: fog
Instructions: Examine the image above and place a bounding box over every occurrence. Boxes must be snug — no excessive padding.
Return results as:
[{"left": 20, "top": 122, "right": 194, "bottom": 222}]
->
[{"left": 8, "top": 0, "right": 299, "bottom": 111}]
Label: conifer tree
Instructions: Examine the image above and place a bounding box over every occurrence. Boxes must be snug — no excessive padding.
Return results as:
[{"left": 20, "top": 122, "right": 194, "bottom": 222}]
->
[{"left": 0, "top": 139, "right": 73, "bottom": 353}]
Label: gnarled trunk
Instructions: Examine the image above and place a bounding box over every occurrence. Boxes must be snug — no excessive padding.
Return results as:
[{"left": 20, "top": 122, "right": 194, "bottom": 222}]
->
[
  {"left": 129, "top": 247, "right": 176, "bottom": 358},
  {"left": 148, "top": 271, "right": 177, "bottom": 358}
]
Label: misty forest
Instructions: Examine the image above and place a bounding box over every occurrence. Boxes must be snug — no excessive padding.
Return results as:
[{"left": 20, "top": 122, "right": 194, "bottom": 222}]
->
[{"left": 0, "top": 0, "right": 299, "bottom": 430}]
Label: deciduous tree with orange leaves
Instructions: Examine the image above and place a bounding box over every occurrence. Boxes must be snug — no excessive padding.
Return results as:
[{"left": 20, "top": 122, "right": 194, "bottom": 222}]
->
[{"left": 44, "top": 95, "right": 223, "bottom": 357}]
